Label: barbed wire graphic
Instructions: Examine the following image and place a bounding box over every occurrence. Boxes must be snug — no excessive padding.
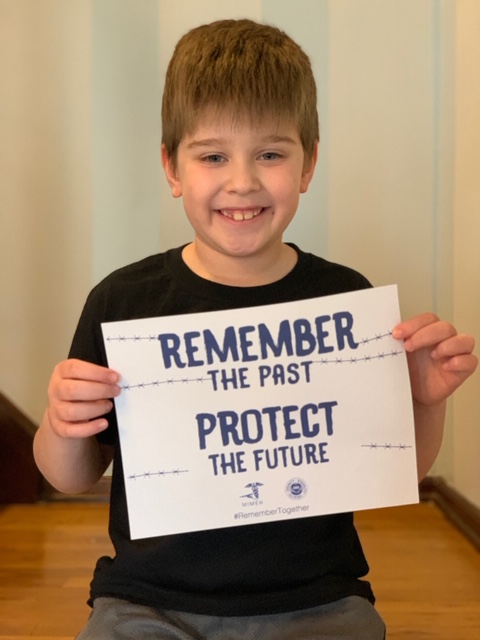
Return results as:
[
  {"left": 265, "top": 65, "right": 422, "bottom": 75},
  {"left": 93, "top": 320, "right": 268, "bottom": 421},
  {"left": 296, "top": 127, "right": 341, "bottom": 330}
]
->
[
  {"left": 106, "top": 335, "right": 162, "bottom": 343},
  {"left": 105, "top": 330, "right": 395, "bottom": 345},
  {"left": 361, "top": 443, "right": 413, "bottom": 450},
  {"left": 121, "top": 377, "right": 208, "bottom": 391},
  {"left": 311, "top": 349, "right": 402, "bottom": 366},
  {"left": 127, "top": 469, "right": 189, "bottom": 481},
  {"left": 106, "top": 329, "right": 403, "bottom": 391}
]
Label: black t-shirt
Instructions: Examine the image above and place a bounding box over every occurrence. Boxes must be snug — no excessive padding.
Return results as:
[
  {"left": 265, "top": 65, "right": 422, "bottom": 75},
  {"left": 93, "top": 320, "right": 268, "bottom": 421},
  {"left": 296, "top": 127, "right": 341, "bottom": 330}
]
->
[{"left": 69, "top": 244, "right": 375, "bottom": 616}]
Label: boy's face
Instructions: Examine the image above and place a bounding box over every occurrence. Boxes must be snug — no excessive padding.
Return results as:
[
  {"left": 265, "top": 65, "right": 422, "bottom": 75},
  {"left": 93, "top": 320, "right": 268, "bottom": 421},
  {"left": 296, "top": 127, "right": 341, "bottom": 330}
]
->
[{"left": 162, "top": 114, "right": 317, "bottom": 272}]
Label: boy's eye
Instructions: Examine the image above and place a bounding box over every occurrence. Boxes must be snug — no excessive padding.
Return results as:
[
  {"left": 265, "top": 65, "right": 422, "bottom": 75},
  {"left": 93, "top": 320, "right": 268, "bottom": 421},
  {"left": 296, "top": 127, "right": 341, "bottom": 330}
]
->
[
  {"left": 202, "top": 154, "right": 225, "bottom": 163},
  {"left": 259, "top": 152, "right": 282, "bottom": 161}
]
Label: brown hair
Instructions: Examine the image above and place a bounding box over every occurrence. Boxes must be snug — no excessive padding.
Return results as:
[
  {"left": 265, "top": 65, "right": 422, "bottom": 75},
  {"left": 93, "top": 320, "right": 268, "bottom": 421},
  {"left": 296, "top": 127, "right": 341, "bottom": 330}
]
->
[{"left": 162, "top": 19, "right": 319, "bottom": 167}]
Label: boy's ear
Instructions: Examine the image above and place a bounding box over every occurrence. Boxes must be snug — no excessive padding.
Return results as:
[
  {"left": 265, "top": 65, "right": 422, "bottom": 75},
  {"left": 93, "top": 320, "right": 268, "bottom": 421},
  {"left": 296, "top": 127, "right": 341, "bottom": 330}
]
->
[
  {"left": 161, "top": 145, "right": 182, "bottom": 198},
  {"left": 300, "top": 141, "right": 319, "bottom": 194}
]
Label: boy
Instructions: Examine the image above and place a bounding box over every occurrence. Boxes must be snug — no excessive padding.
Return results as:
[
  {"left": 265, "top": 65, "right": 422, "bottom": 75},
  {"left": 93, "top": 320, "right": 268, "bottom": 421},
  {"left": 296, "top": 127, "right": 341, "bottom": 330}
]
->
[{"left": 34, "top": 19, "right": 477, "bottom": 640}]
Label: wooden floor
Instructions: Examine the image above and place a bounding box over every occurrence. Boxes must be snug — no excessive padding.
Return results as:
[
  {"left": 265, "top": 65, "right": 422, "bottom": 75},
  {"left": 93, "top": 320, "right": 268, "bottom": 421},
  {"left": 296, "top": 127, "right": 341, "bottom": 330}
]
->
[{"left": 0, "top": 502, "right": 479, "bottom": 639}]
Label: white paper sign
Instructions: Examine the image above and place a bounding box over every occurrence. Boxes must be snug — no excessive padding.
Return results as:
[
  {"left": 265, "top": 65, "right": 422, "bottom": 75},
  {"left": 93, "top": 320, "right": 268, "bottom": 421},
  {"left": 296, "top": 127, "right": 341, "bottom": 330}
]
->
[{"left": 102, "top": 285, "right": 418, "bottom": 540}]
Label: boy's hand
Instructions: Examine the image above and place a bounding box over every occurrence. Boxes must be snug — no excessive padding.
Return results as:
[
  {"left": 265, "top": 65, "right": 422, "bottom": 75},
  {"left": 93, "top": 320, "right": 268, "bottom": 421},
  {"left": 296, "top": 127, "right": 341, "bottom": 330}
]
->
[
  {"left": 392, "top": 313, "right": 477, "bottom": 406},
  {"left": 47, "top": 359, "right": 121, "bottom": 439}
]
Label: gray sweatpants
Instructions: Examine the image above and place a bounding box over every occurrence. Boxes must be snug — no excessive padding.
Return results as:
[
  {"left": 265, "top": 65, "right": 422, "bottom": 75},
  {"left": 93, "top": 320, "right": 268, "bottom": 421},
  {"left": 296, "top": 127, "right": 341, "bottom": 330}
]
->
[{"left": 76, "top": 595, "right": 386, "bottom": 640}]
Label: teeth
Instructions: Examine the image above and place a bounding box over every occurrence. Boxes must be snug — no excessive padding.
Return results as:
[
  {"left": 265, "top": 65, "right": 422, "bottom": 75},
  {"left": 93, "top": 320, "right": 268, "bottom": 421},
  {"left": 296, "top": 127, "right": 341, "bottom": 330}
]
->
[{"left": 220, "top": 208, "right": 263, "bottom": 221}]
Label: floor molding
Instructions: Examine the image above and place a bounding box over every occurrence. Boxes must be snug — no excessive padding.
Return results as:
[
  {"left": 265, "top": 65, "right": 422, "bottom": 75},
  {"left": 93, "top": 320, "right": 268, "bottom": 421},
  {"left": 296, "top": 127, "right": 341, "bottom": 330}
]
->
[{"left": 420, "top": 476, "right": 480, "bottom": 551}]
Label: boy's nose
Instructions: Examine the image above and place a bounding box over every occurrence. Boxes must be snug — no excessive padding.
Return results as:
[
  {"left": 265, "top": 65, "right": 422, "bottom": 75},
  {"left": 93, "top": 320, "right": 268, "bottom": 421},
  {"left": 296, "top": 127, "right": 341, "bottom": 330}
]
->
[{"left": 225, "top": 161, "right": 261, "bottom": 194}]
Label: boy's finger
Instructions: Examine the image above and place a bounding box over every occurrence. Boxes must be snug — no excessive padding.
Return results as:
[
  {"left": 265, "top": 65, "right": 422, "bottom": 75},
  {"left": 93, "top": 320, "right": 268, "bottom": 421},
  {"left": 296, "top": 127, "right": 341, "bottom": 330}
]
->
[
  {"left": 57, "top": 359, "right": 119, "bottom": 384},
  {"left": 54, "top": 399, "right": 115, "bottom": 423},
  {"left": 404, "top": 322, "right": 457, "bottom": 352},
  {"left": 392, "top": 312, "right": 439, "bottom": 340},
  {"left": 54, "top": 379, "right": 121, "bottom": 403},
  {"left": 431, "top": 334, "right": 476, "bottom": 359},
  {"left": 57, "top": 418, "right": 110, "bottom": 440},
  {"left": 442, "top": 353, "right": 478, "bottom": 374},
  {"left": 393, "top": 315, "right": 459, "bottom": 351}
]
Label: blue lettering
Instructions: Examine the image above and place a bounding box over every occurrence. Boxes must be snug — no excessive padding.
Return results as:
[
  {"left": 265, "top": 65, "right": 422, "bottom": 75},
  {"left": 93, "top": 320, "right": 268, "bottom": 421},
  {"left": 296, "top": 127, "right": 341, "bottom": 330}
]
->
[
  {"left": 300, "top": 403, "right": 320, "bottom": 438},
  {"left": 240, "top": 409, "right": 263, "bottom": 444},
  {"left": 293, "top": 319, "right": 316, "bottom": 356},
  {"left": 319, "top": 401, "right": 338, "bottom": 436},
  {"left": 184, "top": 331, "right": 204, "bottom": 366},
  {"left": 314, "top": 315, "right": 334, "bottom": 353},
  {"left": 158, "top": 333, "right": 186, "bottom": 369},
  {"left": 282, "top": 405, "right": 301, "bottom": 440},
  {"left": 204, "top": 327, "right": 239, "bottom": 364},
  {"left": 286, "top": 362, "right": 301, "bottom": 384},
  {"left": 196, "top": 413, "right": 216, "bottom": 450},
  {"left": 218, "top": 410, "right": 242, "bottom": 447},
  {"left": 261, "top": 406, "right": 281, "bottom": 441},
  {"left": 238, "top": 326, "right": 258, "bottom": 362},
  {"left": 197, "top": 402, "right": 337, "bottom": 450},
  {"left": 258, "top": 320, "right": 293, "bottom": 358},
  {"left": 305, "top": 443, "right": 319, "bottom": 464},
  {"left": 318, "top": 441, "right": 329, "bottom": 462},
  {"left": 333, "top": 311, "right": 359, "bottom": 350},
  {"left": 159, "top": 314, "right": 357, "bottom": 370}
]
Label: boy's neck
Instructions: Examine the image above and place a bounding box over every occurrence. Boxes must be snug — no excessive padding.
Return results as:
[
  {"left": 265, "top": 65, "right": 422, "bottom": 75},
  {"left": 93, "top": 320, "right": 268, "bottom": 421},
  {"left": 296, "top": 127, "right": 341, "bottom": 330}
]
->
[{"left": 181, "top": 241, "right": 298, "bottom": 287}]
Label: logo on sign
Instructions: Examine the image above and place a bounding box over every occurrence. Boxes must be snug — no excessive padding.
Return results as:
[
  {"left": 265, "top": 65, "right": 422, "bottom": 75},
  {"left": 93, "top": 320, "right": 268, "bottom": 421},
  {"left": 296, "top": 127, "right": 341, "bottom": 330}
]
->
[
  {"left": 241, "top": 482, "right": 264, "bottom": 507},
  {"left": 286, "top": 478, "right": 307, "bottom": 500}
]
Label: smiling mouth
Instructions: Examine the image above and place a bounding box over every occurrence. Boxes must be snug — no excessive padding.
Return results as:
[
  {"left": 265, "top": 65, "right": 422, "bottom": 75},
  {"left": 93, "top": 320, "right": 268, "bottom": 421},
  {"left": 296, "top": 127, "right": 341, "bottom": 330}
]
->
[{"left": 218, "top": 207, "right": 265, "bottom": 221}]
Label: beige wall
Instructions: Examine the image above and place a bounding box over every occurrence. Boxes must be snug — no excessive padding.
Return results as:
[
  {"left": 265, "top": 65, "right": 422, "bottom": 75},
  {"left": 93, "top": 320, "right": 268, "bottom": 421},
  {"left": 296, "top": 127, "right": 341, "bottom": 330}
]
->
[
  {"left": 0, "top": 0, "right": 93, "bottom": 421},
  {"left": 0, "top": 0, "right": 478, "bottom": 505},
  {"left": 91, "top": 0, "right": 161, "bottom": 284},
  {"left": 0, "top": 0, "right": 162, "bottom": 421},
  {"left": 452, "top": 0, "right": 480, "bottom": 508}
]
